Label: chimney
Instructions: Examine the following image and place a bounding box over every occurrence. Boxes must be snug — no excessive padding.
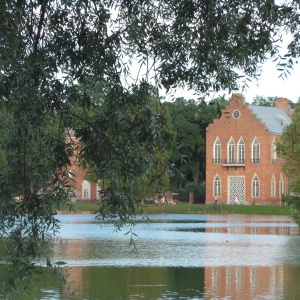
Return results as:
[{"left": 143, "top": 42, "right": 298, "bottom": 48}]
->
[{"left": 274, "top": 98, "right": 293, "bottom": 116}]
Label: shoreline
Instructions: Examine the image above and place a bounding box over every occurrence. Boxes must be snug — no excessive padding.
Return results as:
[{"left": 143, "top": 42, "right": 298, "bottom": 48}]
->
[{"left": 56, "top": 202, "right": 292, "bottom": 216}]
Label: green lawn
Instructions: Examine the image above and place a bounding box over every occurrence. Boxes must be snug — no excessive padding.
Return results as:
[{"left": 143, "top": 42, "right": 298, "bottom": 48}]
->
[{"left": 58, "top": 201, "right": 292, "bottom": 215}]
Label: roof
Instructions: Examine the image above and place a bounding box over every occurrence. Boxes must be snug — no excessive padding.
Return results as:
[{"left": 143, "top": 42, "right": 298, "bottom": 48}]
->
[{"left": 247, "top": 105, "right": 292, "bottom": 134}]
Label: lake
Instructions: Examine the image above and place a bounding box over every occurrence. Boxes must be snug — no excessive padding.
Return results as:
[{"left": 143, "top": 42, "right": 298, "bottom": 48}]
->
[{"left": 1, "top": 213, "right": 300, "bottom": 299}]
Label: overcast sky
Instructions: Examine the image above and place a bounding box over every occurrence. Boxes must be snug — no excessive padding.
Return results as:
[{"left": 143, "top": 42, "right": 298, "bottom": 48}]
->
[{"left": 242, "top": 59, "right": 300, "bottom": 103}]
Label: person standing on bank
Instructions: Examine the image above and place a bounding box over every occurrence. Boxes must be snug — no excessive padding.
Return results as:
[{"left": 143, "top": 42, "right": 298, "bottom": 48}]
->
[
  {"left": 214, "top": 196, "right": 218, "bottom": 205},
  {"left": 234, "top": 194, "right": 239, "bottom": 204}
]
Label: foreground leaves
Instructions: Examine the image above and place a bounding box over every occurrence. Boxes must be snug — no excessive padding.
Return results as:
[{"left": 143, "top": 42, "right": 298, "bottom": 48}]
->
[{"left": 0, "top": 0, "right": 300, "bottom": 295}]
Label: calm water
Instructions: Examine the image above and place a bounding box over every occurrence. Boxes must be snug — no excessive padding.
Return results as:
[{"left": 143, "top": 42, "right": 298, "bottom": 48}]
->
[{"left": 1, "top": 214, "right": 300, "bottom": 299}]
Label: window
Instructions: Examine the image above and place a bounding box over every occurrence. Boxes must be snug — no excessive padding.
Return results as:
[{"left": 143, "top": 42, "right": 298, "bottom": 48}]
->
[
  {"left": 252, "top": 175, "right": 260, "bottom": 197},
  {"left": 279, "top": 174, "right": 284, "bottom": 198},
  {"left": 271, "top": 175, "right": 276, "bottom": 198},
  {"left": 82, "top": 180, "right": 91, "bottom": 199},
  {"left": 213, "top": 138, "right": 221, "bottom": 163},
  {"left": 252, "top": 137, "right": 260, "bottom": 164},
  {"left": 69, "top": 170, "right": 76, "bottom": 178},
  {"left": 228, "top": 138, "right": 235, "bottom": 164},
  {"left": 271, "top": 137, "right": 277, "bottom": 163},
  {"left": 214, "top": 175, "right": 221, "bottom": 197},
  {"left": 233, "top": 110, "right": 240, "bottom": 118},
  {"left": 237, "top": 138, "right": 245, "bottom": 164},
  {"left": 70, "top": 187, "right": 77, "bottom": 202}
]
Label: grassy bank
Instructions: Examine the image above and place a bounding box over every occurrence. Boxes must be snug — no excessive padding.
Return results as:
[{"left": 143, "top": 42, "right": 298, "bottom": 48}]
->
[
  {"left": 59, "top": 201, "right": 292, "bottom": 215},
  {"left": 138, "top": 202, "right": 292, "bottom": 215}
]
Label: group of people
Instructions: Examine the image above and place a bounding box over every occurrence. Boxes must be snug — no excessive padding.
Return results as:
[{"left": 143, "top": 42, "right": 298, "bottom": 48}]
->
[
  {"left": 214, "top": 195, "right": 240, "bottom": 205},
  {"left": 154, "top": 196, "right": 166, "bottom": 206}
]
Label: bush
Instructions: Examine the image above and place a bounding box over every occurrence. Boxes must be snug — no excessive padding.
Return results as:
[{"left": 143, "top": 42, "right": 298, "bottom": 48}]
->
[{"left": 170, "top": 182, "right": 205, "bottom": 204}]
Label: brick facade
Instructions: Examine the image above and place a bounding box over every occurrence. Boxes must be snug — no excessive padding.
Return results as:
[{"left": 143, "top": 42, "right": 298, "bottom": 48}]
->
[
  {"left": 65, "top": 130, "right": 100, "bottom": 201},
  {"left": 206, "top": 94, "right": 291, "bottom": 205}
]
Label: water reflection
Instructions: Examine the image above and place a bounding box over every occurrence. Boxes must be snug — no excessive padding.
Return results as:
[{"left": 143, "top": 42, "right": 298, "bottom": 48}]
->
[
  {"left": 53, "top": 214, "right": 300, "bottom": 268},
  {"left": 56, "top": 266, "right": 205, "bottom": 300},
  {"left": 1, "top": 214, "right": 300, "bottom": 299},
  {"left": 2, "top": 264, "right": 300, "bottom": 299},
  {"left": 205, "top": 265, "right": 285, "bottom": 299}
]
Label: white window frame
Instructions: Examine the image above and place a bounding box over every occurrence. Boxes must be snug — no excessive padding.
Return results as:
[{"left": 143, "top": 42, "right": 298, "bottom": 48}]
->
[
  {"left": 252, "top": 174, "right": 260, "bottom": 197},
  {"left": 82, "top": 180, "right": 91, "bottom": 200},
  {"left": 237, "top": 137, "right": 245, "bottom": 164},
  {"left": 252, "top": 137, "right": 260, "bottom": 164},
  {"left": 213, "top": 137, "right": 221, "bottom": 164},
  {"left": 279, "top": 174, "right": 284, "bottom": 198},
  {"left": 214, "top": 175, "right": 221, "bottom": 197},
  {"left": 271, "top": 175, "right": 276, "bottom": 198},
  {"left": 228, "top": 137, "right": 235, "bottom": 164}
]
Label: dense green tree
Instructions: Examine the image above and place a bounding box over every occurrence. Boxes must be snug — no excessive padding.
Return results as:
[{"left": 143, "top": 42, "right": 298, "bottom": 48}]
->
[
  {"left": 208, "top": 94, "right": 231, "bottom": 114},
  {"left": 1, "top": 0, "right": 300, "bottom": 294},
  {"left": 165, "top": 94, "right": 229, "bottom": 189},
  {"left": 278, "top": 104, "right": 300, "bottom": 225},
  {"left": 77, "top": 87, "right": 173, "bottom": 203},
  {"left": 164, "top": 98, "right": 213, "bottom": 188},
  {"left": 251, "top": 95, "right": 277, "bottom": 106}
]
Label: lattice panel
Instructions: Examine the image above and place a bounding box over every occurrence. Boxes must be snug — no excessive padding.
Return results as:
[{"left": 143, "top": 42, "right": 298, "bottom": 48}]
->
[{"left": 228, "top": 177, "right": 245, "bottom": 204}]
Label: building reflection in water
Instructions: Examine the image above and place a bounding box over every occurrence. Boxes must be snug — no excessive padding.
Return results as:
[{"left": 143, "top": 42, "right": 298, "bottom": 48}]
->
[
  {"left": 204, "top": 217, "right": 296, "bottom": 299},
  {"left": 60, "top": 263, "right": 288, "bottom": 299},
  {"left": 205, "top": 265, "right": 285, "bottom": 299},
  {"left": 206, "top": 216, "right": 298, "bottom": 236},
  {"left": 54, "top": 240, "right": 84, "bottom": 299},
  {"left": 50, "top": 215, "right": 299, "bottom": 299}
]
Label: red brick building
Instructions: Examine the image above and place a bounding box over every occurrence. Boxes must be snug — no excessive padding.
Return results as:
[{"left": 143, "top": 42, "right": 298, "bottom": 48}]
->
[
  {"left": 206, "top": 94, "right": 293, "bottom": 205},
  {"left": 65, "top": 129, "right": 100, "bottom": 201}
]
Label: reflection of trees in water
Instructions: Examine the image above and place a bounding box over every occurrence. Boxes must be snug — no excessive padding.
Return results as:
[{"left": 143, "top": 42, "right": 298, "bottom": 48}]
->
[{"left": 67, "top": 266, "right": 205, "bottom": 299}]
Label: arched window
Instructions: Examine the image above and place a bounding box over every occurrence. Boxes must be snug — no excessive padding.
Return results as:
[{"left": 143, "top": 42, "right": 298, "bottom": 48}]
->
[
  {"left": 228, "top": 137, "right": 235, "bottom": 164},
  {"left": 213, "top": 137, "right": 221, "bottom": 164},
  {"left": 96, "top": 180, "right": 101, "bottom": 200},
  {"left": 70, "top": 187, "right": 77, "bottom": 202},
  {"left": 82, "top": 180, "right": 91, "bottom": 200},
  {"left": 252, "top": 174, "right": 260, "bottom": 197},
  {"left": 271, "top": 175, "right": 276, "bottom": 198},
  {"left": 214, "top": 175, "right": 221, "bottom": 197},
  {"left": 279, "top": 174, "right": 284, "bottom": 199},
  {"left": 69, "top": 169, "right": 76, "bottom": 178},
  {"left": 271, "top": 137, "right": 277, "bottom": 163},
  {"left": 237, "top": 138, "right": 245, "bottom": 164},
  {"left": 252, "top": 137, "right": 260, "bottom": 164}
]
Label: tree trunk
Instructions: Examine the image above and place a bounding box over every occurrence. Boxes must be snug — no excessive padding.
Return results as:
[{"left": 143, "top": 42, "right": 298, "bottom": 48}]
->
[{"left": 193, "top": 160, "right": 200, "bottom": 184}]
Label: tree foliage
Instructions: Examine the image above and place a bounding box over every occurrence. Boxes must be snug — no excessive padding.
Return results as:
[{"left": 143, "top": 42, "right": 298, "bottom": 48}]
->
[
  {"left": 278, "top": 104, "right": 300, "bottom": 225},
  {"left": 251, "top": 95, "right": 277, "bottom": 106},
  {"left": 165, "top": 95, "right": 227, "bottom": 189},
  {"left": 164, "top": 98, "right": 214, "bottom": 187},
  {"left": 0, "top": 0, "right": 300, "bottom": 294}
]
